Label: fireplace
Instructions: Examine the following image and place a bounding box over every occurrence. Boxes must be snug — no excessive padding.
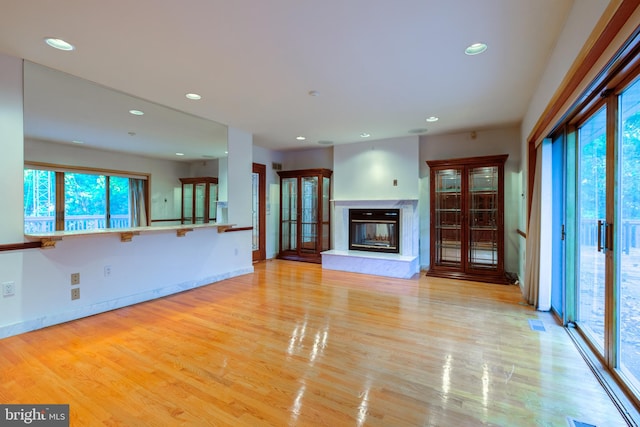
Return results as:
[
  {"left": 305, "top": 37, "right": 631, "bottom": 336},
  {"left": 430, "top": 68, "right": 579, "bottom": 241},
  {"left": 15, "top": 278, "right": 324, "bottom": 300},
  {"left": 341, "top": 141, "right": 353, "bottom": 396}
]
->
[{"left": 349, "top": 209, "right": 400, "bottom": 254}]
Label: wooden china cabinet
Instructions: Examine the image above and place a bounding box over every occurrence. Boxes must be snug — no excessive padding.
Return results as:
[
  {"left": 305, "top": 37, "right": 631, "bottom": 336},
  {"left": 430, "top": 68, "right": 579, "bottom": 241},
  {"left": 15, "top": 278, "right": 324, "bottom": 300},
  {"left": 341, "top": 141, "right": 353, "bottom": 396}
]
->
[
  {"left": 426, "top": 155, "right": 509, "bottom": 284},
  {"left": 179, "top": 177, "right": 218, "bottom": 224},
  {"left": 277, "top": 168, "right": 332, "bottom": 263}
]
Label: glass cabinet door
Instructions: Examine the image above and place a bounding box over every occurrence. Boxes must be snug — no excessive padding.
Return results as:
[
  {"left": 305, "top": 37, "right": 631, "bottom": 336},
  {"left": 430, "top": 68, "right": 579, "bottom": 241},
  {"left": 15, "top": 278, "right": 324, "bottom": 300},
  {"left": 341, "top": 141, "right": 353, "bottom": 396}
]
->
[
  {"left": 194, "top": 183, "right": 206, "bottom": 223},
  {"left": 180, "top": 177, "right": 218, "bottom": 224},
  {"left": 281, "top": 177, "right": 297, "bottom": 251},
  {"left": 209, "top": 183, "right": 217, "bottom": 222},
  {"left": 468, "top": 166, "right": 498, "bottom": 270},
  {"left": 428, "top": 155, "right": 507, "bottom": 283},
  {"left": 183, "top": 184, "right": 193, "bottom": 224},
  {"left": 321, "top": 176, "right": 331, "bottom": 251},
  {"left": 278, "top": 168, "right": 332, "bottom": 263},
  {"left": 434, "top": 168, "right": 462, "bottom": 267},
  {"left": 300, "top": 176, "right": 318, "bottom": 253}
]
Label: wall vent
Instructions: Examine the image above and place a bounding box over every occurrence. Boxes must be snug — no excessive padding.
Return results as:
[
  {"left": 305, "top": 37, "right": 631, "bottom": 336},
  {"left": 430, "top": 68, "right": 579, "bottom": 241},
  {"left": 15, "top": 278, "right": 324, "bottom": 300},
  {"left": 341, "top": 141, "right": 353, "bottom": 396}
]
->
[{"left": 272, "top": 162, "right": 282, "bottom": 171}]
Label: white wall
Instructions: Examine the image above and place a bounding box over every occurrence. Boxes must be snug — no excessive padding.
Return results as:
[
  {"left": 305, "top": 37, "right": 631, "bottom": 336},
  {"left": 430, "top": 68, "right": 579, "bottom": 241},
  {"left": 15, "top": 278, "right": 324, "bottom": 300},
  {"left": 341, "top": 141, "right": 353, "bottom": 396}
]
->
[
  {"left": 0, "top": 55, "right": 254, "bottom": 338},
  {"left": 282, "top": 147, "right": 333, "bottom": 171},
  {"left": 419, "top": 126, "right": 522, "bottom": 273},
  {"left": 189, "top": 158, "right": 219, "bottom": 178},
  {"left": 333, "top": 136, "right": 419, "bottom": 200},
  {"left": 521, "top": 0, "right": 610, "bottom": 145},
  {"left": 253, "top": 145, "right": 284, "bottom": 259},
  {"left": 5, "top": 228, "right": 250, "bottom": 337},
  {"left": 224, "top": 126, "right": 254, "bottom": 265},
  {"left": 227, "top": 127, "right": 253, "bottom": 228}
]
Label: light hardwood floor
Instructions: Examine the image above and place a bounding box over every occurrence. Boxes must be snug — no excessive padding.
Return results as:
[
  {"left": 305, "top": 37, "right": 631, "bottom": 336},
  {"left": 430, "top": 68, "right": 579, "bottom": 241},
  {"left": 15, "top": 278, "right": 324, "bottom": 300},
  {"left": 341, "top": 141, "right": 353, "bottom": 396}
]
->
[{"left": 0, "top": 260, "right": 631, "bottom": 426}]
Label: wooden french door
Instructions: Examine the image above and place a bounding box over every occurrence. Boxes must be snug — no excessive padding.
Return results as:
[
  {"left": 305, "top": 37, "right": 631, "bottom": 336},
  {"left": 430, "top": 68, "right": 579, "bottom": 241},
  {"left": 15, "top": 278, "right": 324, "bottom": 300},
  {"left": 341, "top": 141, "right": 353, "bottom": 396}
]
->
[{"left": 252, "top": 163, "right": 266, "bottom": 262}]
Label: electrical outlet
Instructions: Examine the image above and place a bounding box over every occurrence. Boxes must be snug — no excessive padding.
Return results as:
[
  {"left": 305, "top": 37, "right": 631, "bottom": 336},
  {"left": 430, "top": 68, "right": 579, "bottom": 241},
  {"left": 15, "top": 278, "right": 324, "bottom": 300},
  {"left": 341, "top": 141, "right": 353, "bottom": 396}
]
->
[
  {"left": 71, "top": 272, "right": 80, "bottom": 285},
  {"left": 104, "top": 266, "right": 112, "bottom": 277},
  {"left": 71, "top": 288, "right": 80, "bottom": 300},
  {"left": 2, "top": 281, "right": 15, "bottom": 297}
]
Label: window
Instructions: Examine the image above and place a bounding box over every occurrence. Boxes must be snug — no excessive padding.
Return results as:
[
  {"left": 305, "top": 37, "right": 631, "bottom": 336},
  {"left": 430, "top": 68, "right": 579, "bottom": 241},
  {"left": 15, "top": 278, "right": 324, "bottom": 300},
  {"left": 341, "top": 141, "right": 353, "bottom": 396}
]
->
[
  {"left": 23, "top": 169, "right": 56, "bottom": 233},
  {"left": 24, "top": 164, "right": 149, "bottom": 233}
]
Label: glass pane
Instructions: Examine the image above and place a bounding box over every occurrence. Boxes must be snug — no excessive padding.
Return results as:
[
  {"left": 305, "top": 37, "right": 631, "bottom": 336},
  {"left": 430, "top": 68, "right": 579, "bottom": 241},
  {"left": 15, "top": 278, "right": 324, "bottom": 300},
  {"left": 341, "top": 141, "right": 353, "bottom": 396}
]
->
[
  {"left": 252, "top": 173, "right": 259, "bottom": 251},
  {"left": 209, "top": 184, "right": 217, "bottom": 222},
  {"left": 282, "top": 178, "right": 297, "bottom": 251},
  {"left": 195, "top": 183, "right": 206, "bottom": 223},
  {"left": 468, "top": 166, "right": 498, "bottom": 270},
  {"left": 577, "top": 106, "right": 607, "bottom": 352},
  {"left": 301, "top": 176, "right": 318, "bottom": 253},
  {"left": 64, "top": 172, "right": 106, "bottom": 230},
  {"left": 109, "top": 176, "right": 130, "bottom": 228},
  {"left": 618, "top": 76, "right": 640, "bottom": 390},
  {"left": 322, "top": 176, "right": 331, "bottom": 252},
  {"left": 323, "top": 176, "right": 330, "bottom": 222},
  {"left": 24, "top": 169, "right": 56, "bottom": 233},
  {"left": 434, "top": 168, "right": 461, "bottom": 266},
  {"left": 183, "top": 184, "right": 193, "bottom": 224}
]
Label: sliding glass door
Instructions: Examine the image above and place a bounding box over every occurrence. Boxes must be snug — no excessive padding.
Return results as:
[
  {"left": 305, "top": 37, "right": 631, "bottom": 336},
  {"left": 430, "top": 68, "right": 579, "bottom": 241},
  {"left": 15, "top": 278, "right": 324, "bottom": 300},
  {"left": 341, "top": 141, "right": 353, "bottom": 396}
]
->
[
  {"left": 618, "top": 77, "right": 640, "bottom": 392},
  {"left": 569, "top": 73, "right": 640, "bottom": 402},
  {"left": 577, "top": 107, "right": 608, "bottom": 353}
]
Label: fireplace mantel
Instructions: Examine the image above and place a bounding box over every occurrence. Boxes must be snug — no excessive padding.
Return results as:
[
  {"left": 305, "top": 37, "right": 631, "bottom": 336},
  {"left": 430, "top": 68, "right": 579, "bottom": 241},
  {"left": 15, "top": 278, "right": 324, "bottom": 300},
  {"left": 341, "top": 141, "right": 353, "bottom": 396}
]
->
[{"left": 322, "top": 198, "right": 420, "bottom": 279}]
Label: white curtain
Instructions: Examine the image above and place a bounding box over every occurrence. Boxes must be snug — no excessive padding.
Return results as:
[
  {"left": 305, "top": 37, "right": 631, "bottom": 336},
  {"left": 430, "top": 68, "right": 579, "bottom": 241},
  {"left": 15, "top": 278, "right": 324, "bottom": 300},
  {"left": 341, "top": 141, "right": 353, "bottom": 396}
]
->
[
  {"left": 524, "top": 145, "right": 542, "bottom": 307},
  {"left": 130, "top": 178, "right": 147, "bottom": 227}
]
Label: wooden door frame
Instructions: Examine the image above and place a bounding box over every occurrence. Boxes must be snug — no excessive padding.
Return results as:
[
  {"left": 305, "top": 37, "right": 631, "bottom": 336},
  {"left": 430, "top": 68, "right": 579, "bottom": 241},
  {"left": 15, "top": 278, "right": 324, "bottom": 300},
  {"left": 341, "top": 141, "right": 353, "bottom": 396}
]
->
[{"left": 252, "top": 163, "right": 266, "bottom": 262}]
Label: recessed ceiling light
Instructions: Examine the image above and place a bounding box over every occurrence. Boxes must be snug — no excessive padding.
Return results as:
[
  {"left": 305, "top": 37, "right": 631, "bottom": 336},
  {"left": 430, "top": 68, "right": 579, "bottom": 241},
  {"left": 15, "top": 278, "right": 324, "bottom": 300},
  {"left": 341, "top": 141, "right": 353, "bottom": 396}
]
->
[
  {"left": 360, "top": 133, "right": 370, "bottom": 138},
  {"left": 175, "top": 152, "right": 185, "bottom": 156},
  {"left": 308, "top": 90, "right": 320, "bottom": 97},
  {"left": 296, "top": 136, "right": 306, "bottom": 141},
  {"left": 71, "top": 140, "right": 84, "bottom": 144},
  {"left": 129, "top": 109, "right": 144, "bottom": 116},
  {"left": 185, "top": 93, "right": 202, "bottom": 100},
  {"left": 426, "top": 116, "right": 439, "bottom": 122},
  {"left": 465, "top": 43, "right": 487, "bottom": 55},
  {"left": 44, "top": 37, "right": 75, "bottom": 51},
  {"left": 224, "top": 151, "right": 228, "bottom": 154}
]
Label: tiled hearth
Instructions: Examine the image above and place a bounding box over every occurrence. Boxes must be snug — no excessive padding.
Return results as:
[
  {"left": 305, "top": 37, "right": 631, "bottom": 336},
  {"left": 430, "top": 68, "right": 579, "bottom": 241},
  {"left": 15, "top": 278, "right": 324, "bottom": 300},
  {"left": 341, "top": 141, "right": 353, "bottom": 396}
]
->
[{"left": 321, "top": 199, "right": 419, "bottom": 279}]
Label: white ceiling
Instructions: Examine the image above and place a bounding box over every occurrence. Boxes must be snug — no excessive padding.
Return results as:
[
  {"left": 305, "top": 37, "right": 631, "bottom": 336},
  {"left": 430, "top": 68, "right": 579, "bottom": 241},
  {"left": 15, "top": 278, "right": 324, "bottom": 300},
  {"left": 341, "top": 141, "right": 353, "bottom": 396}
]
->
[{"left": 0, "top": 0, "right": 575, "bottom": 156}]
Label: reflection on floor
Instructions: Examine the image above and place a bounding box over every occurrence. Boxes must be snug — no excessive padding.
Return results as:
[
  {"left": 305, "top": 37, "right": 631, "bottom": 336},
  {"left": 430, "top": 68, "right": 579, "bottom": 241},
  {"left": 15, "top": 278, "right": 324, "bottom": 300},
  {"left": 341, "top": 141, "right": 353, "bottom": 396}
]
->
[{"left": 0, "top": 260, "right": 632, "bottom": 426}]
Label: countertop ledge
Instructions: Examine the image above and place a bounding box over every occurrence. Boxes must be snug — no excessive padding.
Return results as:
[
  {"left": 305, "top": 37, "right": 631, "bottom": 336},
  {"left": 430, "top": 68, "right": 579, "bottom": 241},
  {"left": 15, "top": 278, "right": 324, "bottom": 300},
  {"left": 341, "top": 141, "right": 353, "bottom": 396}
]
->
[{"left": 25, "top": 223, "right": 235, "bottom": 248}]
